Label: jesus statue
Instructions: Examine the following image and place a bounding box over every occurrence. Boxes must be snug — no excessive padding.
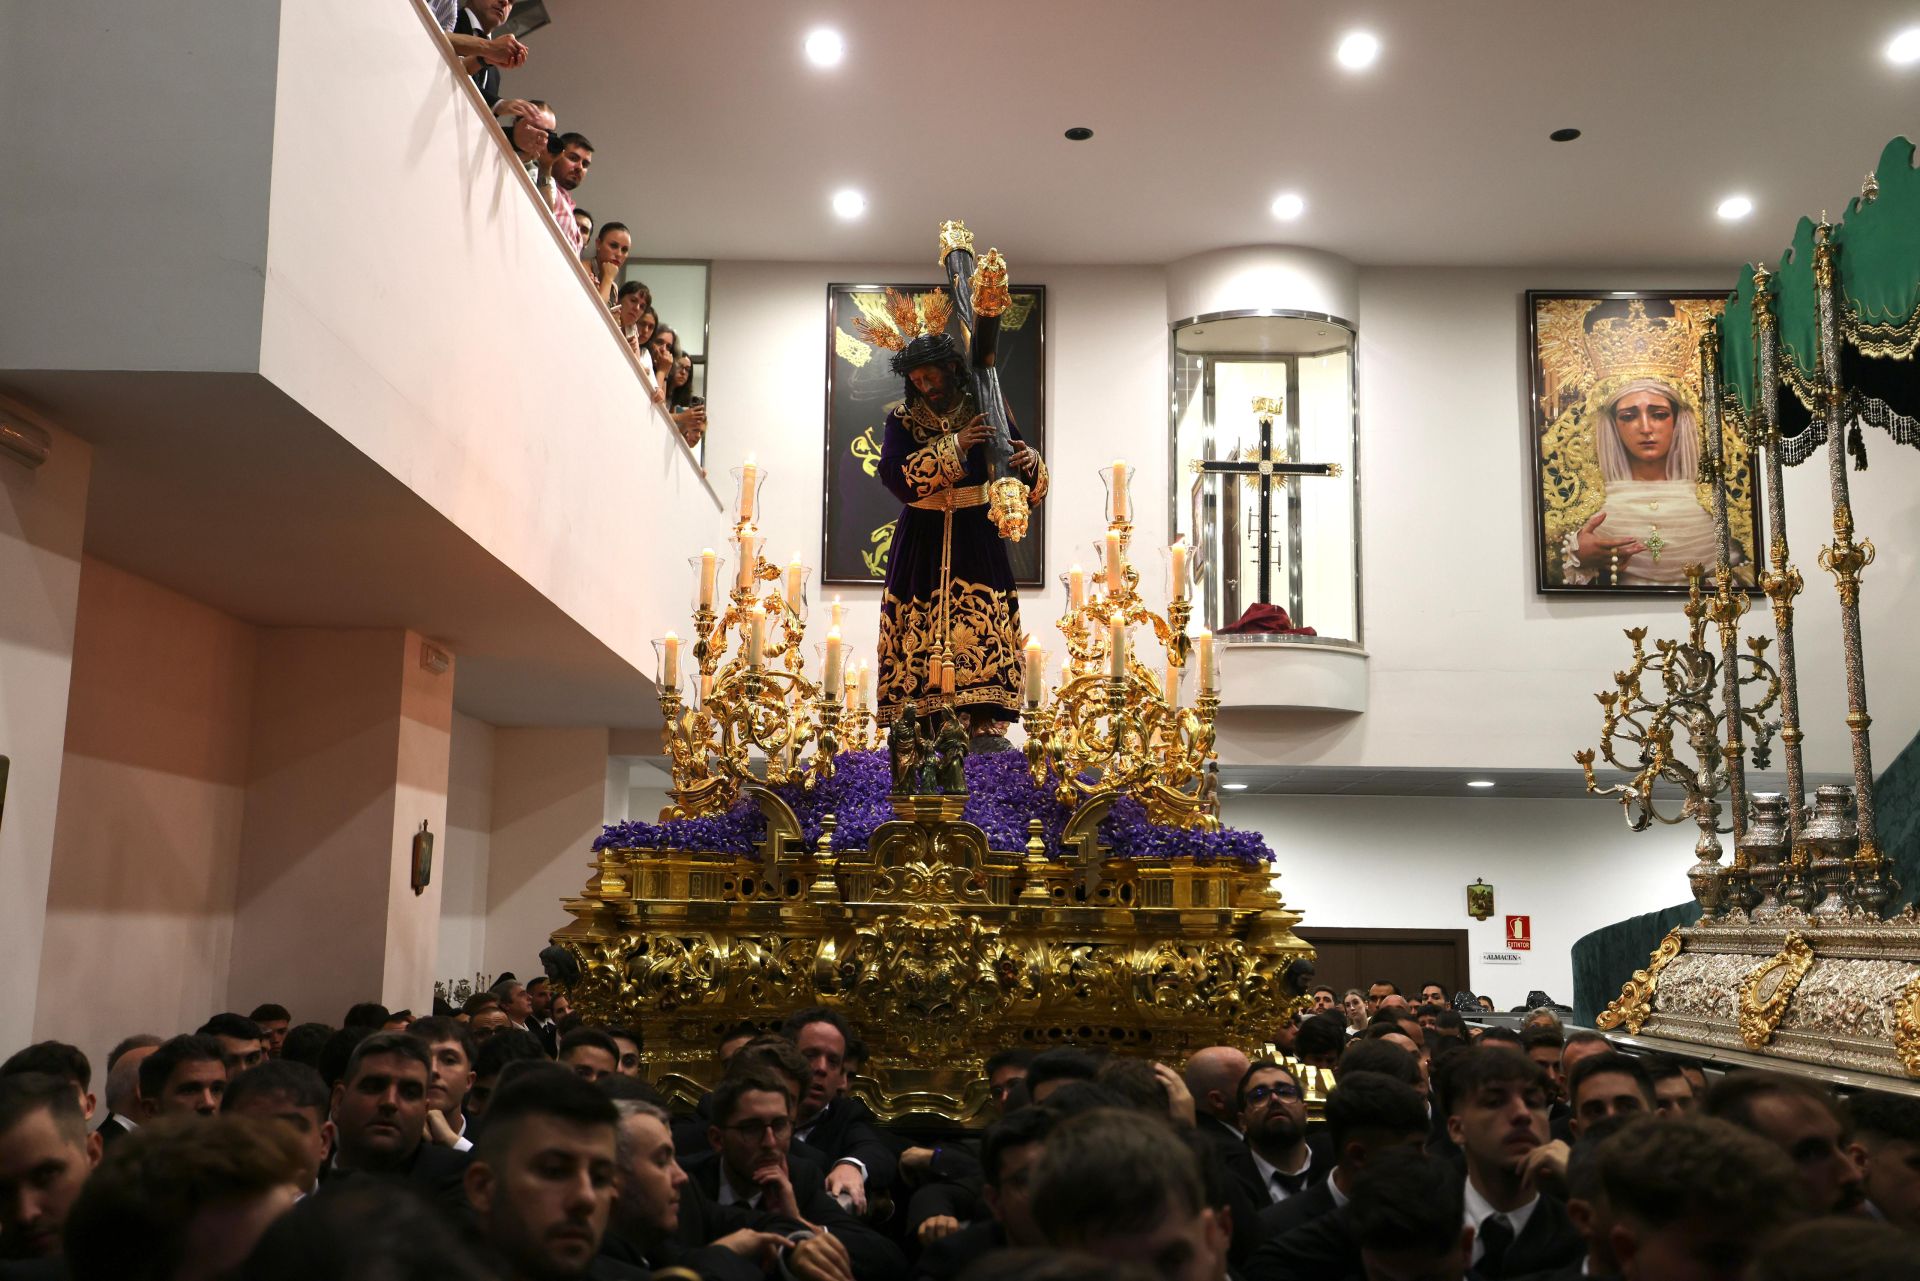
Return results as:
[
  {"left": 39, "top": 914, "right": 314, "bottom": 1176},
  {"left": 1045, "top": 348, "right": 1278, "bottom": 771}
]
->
[{"left": 872, "top": 330, "right": 1046, "bottom": 737}]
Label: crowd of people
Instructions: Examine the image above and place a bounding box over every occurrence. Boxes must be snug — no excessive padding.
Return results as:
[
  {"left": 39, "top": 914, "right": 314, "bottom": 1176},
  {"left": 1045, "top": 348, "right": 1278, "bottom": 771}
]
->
[
  {"left": 3, "top": 971, "right": 1918, "bottom": 1281},
  {"left": 430, "top": 0, "right": 707, "bottom": 452}
]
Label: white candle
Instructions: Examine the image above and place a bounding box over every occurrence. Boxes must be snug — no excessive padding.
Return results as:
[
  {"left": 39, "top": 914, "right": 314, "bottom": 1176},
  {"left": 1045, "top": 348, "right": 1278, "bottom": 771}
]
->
[
  {"left": 1169, "top": 540, "right": 1188, "bottom": 602},
  {"left": 662, "top": 631, "right": 681, "bottom": 687},
  {"left": 1104, "top": 532, "right": 1123, "bottom": 593},
  {"left": 824, "top": 626, "right": 844, "bottom": 691},
  {"left": 698, "top": 549, "right": 717, "bottom": 608},
  {"left": 1068, "top": 563, "right": 1086, "bottom": 610},
  {"left": 1163, "top": 662, "right": 1179, "bottom": 707},
  {"left": 738, "top": 454, "right": 759, "bottom": 522},
  {"left": 1110, "top": 459, "right": 1129, "bottom": 521},
  {"left": 856, "top": 661, "right": 872, "bottom": 709},
  {"left": 831, "top": 595, "right": 844, "bottom": 631},
  {"left": 1024, "top": 635, "right": 1044, "bottom": 706},
  {"left": 747, "top": 604, "right": 767, "bottom": 668},
  {"left": 785, "top": 555, "right": 804, "bottom": 606},
  {"left": 736, "top": 525, "right": 757, "bottom": 589},
  {"left": 1109, "top": 616, "right": 1127, "bottom": 680},
  {"left": 843, "top": 666, "right": 857, "bottom": 710},
  {"left": 1193, "top": 628, "right": 1215, "bottom": 694}
]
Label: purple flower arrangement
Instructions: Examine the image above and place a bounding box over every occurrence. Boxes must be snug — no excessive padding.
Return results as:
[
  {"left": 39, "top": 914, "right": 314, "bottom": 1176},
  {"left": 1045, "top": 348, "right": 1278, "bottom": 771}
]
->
[{"left": 594, "top": 749, "right": 1275, "bottom": 866}]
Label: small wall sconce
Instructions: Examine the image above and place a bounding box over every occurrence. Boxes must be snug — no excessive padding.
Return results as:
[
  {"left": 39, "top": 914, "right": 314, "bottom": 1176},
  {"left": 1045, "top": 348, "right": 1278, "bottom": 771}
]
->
[
  {"left": 1467, "top": 878, "right": 1495, "bottom": 921},
  {"left": 1, "top": 419, "right": 51, "bottom": 470},
  {"left": 411, "top": 820, "right": 435, "bottom": 896}
]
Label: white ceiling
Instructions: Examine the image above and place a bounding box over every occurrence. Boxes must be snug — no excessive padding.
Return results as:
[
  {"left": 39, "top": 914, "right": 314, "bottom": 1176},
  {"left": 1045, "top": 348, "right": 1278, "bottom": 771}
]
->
[{"left": 514, "top": 0, "right": 1920, "bottom": 268}]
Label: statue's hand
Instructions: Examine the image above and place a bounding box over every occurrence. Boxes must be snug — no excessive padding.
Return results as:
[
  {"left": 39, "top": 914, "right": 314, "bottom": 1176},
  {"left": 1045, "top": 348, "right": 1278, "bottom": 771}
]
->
[
  {"left": 1009, "top": 444, "right": 1040, "bottom": 476},
  {"left": 956, "top": 415, "right": 992, "bottom": 451}
]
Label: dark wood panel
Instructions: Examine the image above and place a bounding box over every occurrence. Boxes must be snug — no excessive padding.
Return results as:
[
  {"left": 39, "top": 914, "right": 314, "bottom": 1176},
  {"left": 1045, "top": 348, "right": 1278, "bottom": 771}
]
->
[{"left": 1295, "top": 927, "right": 1470, "bottom": 1001}]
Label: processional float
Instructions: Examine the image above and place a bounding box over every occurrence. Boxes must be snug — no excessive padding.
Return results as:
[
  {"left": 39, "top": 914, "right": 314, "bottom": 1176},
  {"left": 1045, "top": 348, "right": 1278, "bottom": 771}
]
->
[
  {"left": 547, "top": 223, "right": 1315, "bottom": 1123},
  {"left": 1583, "top": 139, "right": 1920, "bottom": 1080}
]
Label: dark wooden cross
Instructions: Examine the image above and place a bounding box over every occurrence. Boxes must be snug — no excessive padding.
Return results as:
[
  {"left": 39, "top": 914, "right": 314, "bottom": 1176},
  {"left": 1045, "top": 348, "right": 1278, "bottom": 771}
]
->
[{"left": 1190, "top": 397, "right": 1342, "bottom": 615}]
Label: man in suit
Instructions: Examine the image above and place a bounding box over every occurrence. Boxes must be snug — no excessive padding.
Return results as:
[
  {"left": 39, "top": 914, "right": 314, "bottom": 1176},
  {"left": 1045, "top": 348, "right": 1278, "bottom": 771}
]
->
[
  {"left": 1447, "top": 1048, "right": 1582, "bottom": 1279},
  {"left": 779, "top": 1007, "right": 898, "bottom": 1212},
  {"left": 1258, "top": 1071, "right": 1427, "bottom": 1244},
  {"left": 1186, "top": 1047, "right": 1261, "bottom": 1204},
  {"left": 0, "top": 1073, "right": 101, "bottom": 1266},
  {"left": 1564, "top": 1053, "right": 1652, "bottom": 1142},
  {"left": 137, "top": 1034, "right": 228, "bottom": 1120},
  {"left": 601, "top": 1096, "right": 779, "bottom": 1281},
  {"left": 683, "top": 1070, "right": 903, "bottom": 1281},
  {"left": 1237, "top": 1061, "right": 1325, "bottom": 1208},
  {"left": 1030, "top": 1109, "right": 1231, "bottom": 1281},
  {"left": 1848, "top": 1091, "right": 1920, "bottom": 1230},
  {"left": 914, "top": 1103, "right": 1056, "bottom": 1280},
  {"left": 1348, "top": 1148, "right": 1477, "bottom": 1281},
  {"left": 322, "top": 1031, "right": 470, "bottom": 1213},
  {"left": 462, "top": 1067, "right": 645, "bottom": 1280},
  {"left": 1704, "top": 1069, "right": 1867, "bottom": 1216},
  {"left": 93, "top": 1036, "right": 159, "bottom": 1150},
  {"left": 1597, "top": 1117, "right": 1800, "bottom": 1281},
  {"left": 222, "top": 1059, "right": 335, "bottom": 1195}
]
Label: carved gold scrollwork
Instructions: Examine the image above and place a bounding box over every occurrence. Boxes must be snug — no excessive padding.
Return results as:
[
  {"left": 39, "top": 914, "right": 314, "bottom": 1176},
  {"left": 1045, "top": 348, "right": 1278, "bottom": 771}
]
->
[
  {"left": 1737, "top": 932, "right": 1816, "bottom": 1049},
  {"left": 1894, "top": 972, "right": 1920, "bottom": 1078},
  {"left": 1596, "top": 927, "right": 1686, "bottom": 1034}
]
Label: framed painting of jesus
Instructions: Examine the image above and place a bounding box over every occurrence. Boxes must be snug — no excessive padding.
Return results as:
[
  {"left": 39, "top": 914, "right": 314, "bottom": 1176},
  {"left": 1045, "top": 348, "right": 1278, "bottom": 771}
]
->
[
  {"left": 822, "top": 282, "right": 1047, "bottom": 587},
  {"left": 1527, "top": 290, "right": 1761, "bottom": 595}
]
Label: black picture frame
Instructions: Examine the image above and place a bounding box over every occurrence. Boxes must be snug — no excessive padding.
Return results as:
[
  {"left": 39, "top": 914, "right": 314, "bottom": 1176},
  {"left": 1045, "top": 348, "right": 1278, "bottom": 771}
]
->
[
  {"left": 821, "top": 282, "right": 1047, "bottom": 587},
  {"left": 1526, "top": 289, "right": 1763, "bottom": 595}
]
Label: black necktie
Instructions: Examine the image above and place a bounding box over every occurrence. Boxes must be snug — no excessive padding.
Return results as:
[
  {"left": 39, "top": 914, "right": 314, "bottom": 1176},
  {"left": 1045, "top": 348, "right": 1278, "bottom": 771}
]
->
[
  {"left": 1479, "top": 1213, "right": 1516, "bottom": 1277},
  {"left": 1271, "top": 1168, "right": 1309, "bottom": 1199}
]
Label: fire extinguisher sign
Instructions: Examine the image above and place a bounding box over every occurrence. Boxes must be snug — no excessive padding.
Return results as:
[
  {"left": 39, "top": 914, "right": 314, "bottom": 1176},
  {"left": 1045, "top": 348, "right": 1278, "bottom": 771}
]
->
[{"left": 1506, "top": 915, "right": 1532, "bottom": 951}]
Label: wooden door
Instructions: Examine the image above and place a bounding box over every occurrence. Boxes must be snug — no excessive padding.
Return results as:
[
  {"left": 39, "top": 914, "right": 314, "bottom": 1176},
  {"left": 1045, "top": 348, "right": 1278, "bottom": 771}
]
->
[{"left": 1294, "top": 927, "right": 1470, "bottom": 1003}]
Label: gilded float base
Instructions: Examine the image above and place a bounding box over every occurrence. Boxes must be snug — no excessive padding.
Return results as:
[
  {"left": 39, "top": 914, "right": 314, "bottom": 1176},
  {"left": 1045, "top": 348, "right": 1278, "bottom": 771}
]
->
[{"left": 551, "top": 798, "right": 1314, "bottom": 1124}]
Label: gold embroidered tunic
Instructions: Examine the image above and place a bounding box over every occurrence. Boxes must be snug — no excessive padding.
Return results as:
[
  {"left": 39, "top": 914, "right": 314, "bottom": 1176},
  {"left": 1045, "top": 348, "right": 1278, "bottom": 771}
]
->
[{"left": 873, "top": 391, "right": 1038, "bottom": 725}]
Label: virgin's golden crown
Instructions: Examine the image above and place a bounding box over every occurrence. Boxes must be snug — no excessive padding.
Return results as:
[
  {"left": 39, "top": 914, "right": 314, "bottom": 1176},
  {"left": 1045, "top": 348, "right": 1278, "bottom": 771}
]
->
[{"left": 1582, "top": 299, "right": 1697, "bottom": 382}]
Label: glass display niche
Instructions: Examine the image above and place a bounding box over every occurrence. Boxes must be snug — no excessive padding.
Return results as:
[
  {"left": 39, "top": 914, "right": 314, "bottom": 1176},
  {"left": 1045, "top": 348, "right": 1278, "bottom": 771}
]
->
[{"left": 1170, "top": 313, "right": 1360, "bottom": 646}]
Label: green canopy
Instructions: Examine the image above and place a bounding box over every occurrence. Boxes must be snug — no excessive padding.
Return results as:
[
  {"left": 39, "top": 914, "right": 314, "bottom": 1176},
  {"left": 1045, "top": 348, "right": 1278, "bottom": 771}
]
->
[
  {"left": 1833, "top": 136, "right": 1920, "bottom": 448},
  {"left": 1718, "top": 264, "right": 1760, "bottom": 439},
  {"left": 1837, "top": 137, "right": 1920, "bottom": 359}
]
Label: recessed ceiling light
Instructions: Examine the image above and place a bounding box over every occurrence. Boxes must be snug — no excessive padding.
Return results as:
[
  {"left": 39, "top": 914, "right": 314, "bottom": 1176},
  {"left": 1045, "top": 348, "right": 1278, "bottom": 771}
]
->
[
  {"left": 1717, "top": 194, "right": 1754, "bottom": 221},
  {"left": 1064, "top": 126, "right": 1094, "bottom": 141},
  {"left": 1336, "top": 31, "right": 1380, "bottom": 70},
  {"left": 804, "top": 28, "right": 845, "bottom": 67},
  {"left": 1887, "top": 26, "right": 1920, "bottom": 65},
  {"left": 1467, "top": 779, "right": 1496, "bottom": 789},
  {"left": 1222, "top": 782, "right": 1250, "bottom": 791},
  {"left": 1549, "top": 127, "right": 1582, "bottom": 143},
  {"left": 831, "top": 189, "right": 866, "bottom": 220},
  {"left": 1270, "top": 192, "right": 1306, "bottom": 221}
]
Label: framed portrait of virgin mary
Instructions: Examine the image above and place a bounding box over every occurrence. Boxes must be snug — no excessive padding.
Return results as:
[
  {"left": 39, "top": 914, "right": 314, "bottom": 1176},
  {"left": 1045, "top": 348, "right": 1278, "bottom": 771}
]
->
[
  {"left": 1527, "top": 290, "right": 1762, "bottom": 595},
  {"left": 822, "top": 282, "right": 1047, "bottom": 586}
]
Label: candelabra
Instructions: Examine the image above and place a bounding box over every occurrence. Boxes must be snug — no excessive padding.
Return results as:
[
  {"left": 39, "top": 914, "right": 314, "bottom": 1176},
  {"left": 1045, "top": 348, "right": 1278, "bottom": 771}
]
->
[
  {"left": 1024, "top": 464, "right": 1221, "bottom": 831},
  {"left": 1575, "top": 566, "right": 1780, "bottom": 917},
  {"left": 656, "top": 461, "right": 870, "bottom": 819}
]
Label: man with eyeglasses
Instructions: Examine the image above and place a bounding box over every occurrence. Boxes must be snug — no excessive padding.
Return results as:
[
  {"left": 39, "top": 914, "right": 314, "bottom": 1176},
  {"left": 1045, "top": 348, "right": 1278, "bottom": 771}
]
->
[
  {"left": 1237, "top": 1061, "right": 1325, "bottom": 1206},
  {"left": 681, "top": 1069, "right": 904, "bottom": 1281}
]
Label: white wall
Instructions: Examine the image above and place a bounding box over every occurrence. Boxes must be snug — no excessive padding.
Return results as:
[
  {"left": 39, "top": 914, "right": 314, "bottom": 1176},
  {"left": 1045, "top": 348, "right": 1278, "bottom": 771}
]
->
[
  {"left": 258, "top": 0, "right": 726, "bottom": 693},
  {"left": 439, "top": 711, "right": 496, "bottom": 988},
  {"left": 1228, "top": 792, "right": 1695, "bottom": 1008},
  {"left": 34, "top": 558, "right": 254, "bottom": 1075},
  {"left": 0, "top": 417, "right": 91, "bottom": 1053},
  {"left": 0, "top": 0, "right": 277, "bottom": 374}
]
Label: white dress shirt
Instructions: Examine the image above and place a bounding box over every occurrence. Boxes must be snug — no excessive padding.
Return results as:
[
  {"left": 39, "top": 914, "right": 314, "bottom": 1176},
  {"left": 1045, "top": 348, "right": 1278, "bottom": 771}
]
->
[{"left": 1463, "top": 1176, "right": 1539, "bottom": 1267}]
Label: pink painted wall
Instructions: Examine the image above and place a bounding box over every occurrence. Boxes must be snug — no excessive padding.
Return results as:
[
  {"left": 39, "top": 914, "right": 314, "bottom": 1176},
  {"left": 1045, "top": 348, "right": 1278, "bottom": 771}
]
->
[
  {"left": 33, "top": 556, "right": 254, "bottom": 1073},
  {"left": 482, "top": 728, "right": 614, "bottom": 981},
  {"left": 0, "top": 414, "right": 91, "bottom": 1054},
  {"left": 227, "top": 629, "right": 452, "bottom": 1025}
]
